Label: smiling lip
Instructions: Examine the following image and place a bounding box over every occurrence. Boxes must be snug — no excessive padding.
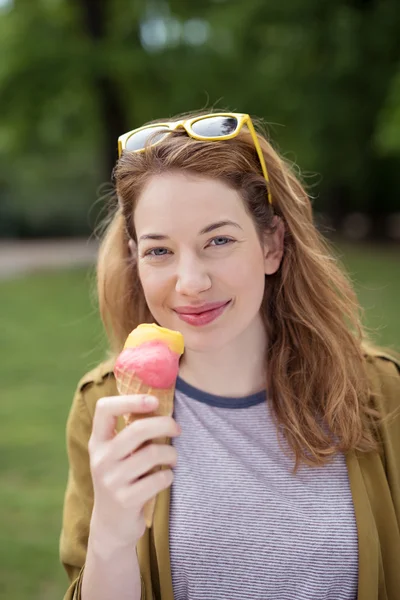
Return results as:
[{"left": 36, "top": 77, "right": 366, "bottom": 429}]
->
[{"left": 174, "top": 301, "right": 231, "bottom": 326}]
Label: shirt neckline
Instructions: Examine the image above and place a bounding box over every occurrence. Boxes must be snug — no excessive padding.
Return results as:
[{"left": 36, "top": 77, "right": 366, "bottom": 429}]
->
[{"left": 175, "top": 376, "right": 267, "bottom": 409}]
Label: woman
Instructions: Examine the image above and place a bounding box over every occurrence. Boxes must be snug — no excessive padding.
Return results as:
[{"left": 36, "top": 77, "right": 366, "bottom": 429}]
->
[{"left": 60, "top": 112, "right": 400, "bottom": 600}]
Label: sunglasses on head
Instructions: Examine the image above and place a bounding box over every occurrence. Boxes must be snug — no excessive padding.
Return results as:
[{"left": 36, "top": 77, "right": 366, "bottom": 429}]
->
[{"left": 118, "top": 112, "right": 272, "bottom": 205}]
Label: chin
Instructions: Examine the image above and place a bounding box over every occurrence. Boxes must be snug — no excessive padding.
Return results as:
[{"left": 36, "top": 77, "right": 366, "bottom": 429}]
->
[{"left": 180, "top": 328, "right": 232, "bottom": 354}]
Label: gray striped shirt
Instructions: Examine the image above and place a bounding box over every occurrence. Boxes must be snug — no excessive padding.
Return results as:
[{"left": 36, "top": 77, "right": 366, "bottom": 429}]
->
[{"left": 170, "top": 378, "right": 358, "bottom": 600}]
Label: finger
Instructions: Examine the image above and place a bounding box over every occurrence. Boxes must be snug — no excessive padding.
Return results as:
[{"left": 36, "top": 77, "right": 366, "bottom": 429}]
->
[
  {"left": 118, "top": 469, "right": 174, "bottom": 509},
  {"left": 110, "top": 416, "right": 181, "bottom": 460},
  {"left": 104, "top": 444, "right": 177, "bottom": 488},
  {"left": 92, "top": 395, "right": 159, "bottom": 442}
]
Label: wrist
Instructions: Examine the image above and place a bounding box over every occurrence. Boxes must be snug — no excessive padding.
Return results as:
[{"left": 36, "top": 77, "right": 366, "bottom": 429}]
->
[{"left": 89, "top": 509, "right": 139, "bottom": 559}]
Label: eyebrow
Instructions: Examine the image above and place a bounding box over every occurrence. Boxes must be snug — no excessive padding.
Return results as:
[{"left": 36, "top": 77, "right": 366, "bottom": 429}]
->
[{"left": 138, "top": 220, "right": 243, "bottom": 242}]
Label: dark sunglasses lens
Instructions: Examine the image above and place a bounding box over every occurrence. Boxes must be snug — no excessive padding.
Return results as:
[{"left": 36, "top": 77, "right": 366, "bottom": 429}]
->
[
  {"left": 125, "top": 126, "right": 170, "bottom": 151},
  {"left": 191, "top": 116, "right": 238, "bottom": 138}
]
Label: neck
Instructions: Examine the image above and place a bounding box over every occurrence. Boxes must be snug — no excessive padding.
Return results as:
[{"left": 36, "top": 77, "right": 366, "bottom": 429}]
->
[{"left": 178, "top": 316, "right": 267, "bottom": 397}]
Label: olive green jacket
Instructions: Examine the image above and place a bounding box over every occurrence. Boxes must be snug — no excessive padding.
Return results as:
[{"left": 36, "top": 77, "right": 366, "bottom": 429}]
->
[{"left": 60, "top": 351, "right": 400, "bottom": 600}]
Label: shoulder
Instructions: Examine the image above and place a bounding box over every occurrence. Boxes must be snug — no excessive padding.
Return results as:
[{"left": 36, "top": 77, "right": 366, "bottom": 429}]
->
[
  {"left": 362, "top": 347, "right": 400, "bottom": 416},
  {"left": 77, "top": 357, "right": 117, "bottom": 391},
  {"left": 363, "top": 346, "right": 400, "bottom": 377},
  {"left": 74, "top": 357, "right": 118, "bottom": 418}
]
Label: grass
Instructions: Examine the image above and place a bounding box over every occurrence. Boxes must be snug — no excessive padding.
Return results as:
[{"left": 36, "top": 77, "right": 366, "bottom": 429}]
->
[
  {"left": 0, "top": 244, "right": 398, "bottom": 599},
  {"left": 334, "top": 241, "right": 400, "bottom": 348},
  {"left": 0, "top": 268, "right": 107, "bottom": 599}
]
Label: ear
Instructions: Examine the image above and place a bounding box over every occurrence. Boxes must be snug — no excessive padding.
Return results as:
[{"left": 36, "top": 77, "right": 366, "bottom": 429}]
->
[
  {"left": 128, "top": 238, "right": 138, "bottom": 263},
  {"left": 263, "top": 216, "right": 284, "bottom": 275}
]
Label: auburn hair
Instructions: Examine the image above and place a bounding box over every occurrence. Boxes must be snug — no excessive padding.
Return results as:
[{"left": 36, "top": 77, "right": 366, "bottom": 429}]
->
[{"left": 97, "top": 111, "right": 385, "bottom": 472}]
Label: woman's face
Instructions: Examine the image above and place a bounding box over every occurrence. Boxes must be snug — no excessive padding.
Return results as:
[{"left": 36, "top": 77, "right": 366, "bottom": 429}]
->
[{"left": 133, "top": 171, "right": 283, "bottom": 353}]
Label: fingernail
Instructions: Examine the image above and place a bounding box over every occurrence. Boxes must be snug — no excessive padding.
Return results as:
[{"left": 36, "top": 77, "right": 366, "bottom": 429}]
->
[{"left": 144, "top": 396, "right": 157, "bottom": 407}]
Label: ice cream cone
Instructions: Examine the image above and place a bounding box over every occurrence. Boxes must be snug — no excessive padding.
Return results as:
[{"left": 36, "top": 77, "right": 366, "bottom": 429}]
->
[
  {"left": 114, "top": 324, "right": 184, "bottom": 527},
  {"left": 114, "top": 342, "right": 180, "bottom": 528},
  {"left": 115, "top": 370, "right": 175, "bottom": 425}
]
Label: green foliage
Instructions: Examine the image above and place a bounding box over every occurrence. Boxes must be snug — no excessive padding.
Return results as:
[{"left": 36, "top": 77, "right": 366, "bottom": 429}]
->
[{"left": 0, "top": 0, "right": 399, "bottom": 237}]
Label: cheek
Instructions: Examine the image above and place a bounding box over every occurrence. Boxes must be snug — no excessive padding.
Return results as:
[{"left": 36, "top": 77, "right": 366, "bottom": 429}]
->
[
  {"left": 229, "top": 259, "right": 265, "bottom": 312},
  {"left": 138, "top": 265, "right": 172, "bottom": 303},
  {"left": 218, "top": 249, "right": 265, "bottom": 289},
  {"left": 237, "top": 267, "right": 265, "bottom": 302}
]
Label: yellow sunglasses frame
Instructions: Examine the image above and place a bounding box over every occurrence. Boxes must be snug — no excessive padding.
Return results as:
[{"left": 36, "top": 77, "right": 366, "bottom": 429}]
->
[{"left": 118, "top": 112, "right": 272, "bottom": 204}]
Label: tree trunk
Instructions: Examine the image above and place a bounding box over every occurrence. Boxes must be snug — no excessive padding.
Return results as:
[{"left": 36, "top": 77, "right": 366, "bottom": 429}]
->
[{"left": 76, "top": 0, "right": 127, "bottom": 179}]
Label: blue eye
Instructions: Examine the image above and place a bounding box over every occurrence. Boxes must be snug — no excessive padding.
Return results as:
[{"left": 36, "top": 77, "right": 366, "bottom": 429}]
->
[
  {"left": 146, "top": 248, "right": 170, "bottom": 257},
  {"left": 209, "top": 236, "right": 233, "bottom": 246}
]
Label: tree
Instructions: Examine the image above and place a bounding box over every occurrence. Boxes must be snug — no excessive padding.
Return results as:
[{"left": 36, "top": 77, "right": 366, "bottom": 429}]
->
[{"left": 0, "top": 0, "right": 399, "bottom": 237}]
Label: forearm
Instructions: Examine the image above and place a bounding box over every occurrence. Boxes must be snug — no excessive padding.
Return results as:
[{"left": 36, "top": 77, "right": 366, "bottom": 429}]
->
[{"left": 82, "top": 529, "right": 141, "bottom": 600}]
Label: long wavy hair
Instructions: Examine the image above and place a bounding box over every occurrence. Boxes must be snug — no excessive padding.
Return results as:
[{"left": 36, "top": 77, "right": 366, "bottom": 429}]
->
[{"left": 97, "top": 111, "right": 386, "bottom": 472}]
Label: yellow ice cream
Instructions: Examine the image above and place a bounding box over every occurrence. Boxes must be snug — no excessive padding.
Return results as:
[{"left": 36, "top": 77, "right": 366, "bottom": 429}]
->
[{"left": 124, "top": 323, "right": 184, "bottom": 355}]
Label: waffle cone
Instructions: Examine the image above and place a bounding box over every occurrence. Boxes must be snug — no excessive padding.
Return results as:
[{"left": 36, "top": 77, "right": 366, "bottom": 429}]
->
[{"left": 115, "top": 368, "right": 175, "bottom": 528}]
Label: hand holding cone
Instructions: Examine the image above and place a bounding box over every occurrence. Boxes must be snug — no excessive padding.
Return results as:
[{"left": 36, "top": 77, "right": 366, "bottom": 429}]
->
[{"left": 114, "top": 324, "right": 184, "bottom": 527}]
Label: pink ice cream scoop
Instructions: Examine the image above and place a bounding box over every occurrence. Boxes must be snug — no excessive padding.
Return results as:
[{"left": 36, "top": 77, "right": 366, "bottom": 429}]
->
[{"left": 114, "top": 340, "right": 180, "bottom": 389}]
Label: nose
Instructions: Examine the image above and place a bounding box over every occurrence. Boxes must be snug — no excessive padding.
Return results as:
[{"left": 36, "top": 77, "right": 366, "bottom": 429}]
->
[{"left": 175, "top": 253, "right": 212, "bottom": 296}]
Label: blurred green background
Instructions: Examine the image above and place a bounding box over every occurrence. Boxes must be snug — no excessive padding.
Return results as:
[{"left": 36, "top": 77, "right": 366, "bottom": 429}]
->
[
  {"left": 1, "top": 0, "right": 400, "bottom": 238},
  {"left": 0, "top": 0, "right": 399, "bottom": 598}
]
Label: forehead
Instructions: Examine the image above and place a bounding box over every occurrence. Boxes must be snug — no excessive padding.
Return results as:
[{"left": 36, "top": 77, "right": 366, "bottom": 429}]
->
[{"left": 134, "top": 172, "right": 248, "bottom": 234}]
